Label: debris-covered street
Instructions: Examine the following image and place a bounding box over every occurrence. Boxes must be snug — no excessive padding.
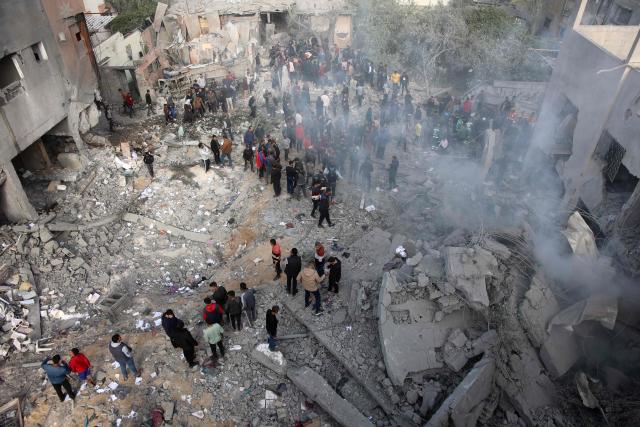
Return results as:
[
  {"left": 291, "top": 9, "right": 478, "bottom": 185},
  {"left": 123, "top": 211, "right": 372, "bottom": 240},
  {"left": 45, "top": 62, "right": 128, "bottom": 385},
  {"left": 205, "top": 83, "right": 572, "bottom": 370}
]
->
[{"left": 2, "top": 0, "right": 640, "bottom": 426}]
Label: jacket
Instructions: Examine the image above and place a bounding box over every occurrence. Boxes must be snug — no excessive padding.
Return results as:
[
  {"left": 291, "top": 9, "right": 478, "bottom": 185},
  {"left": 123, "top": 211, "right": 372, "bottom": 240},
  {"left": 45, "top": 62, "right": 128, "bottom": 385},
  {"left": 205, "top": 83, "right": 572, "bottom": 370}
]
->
[
  {"left": 328, "top": 259, "right": 342, "bottom": 283},
  {"left": 226, "top": 297, "right": 243, "bottom": 315},
  {"left": 42, "top": 358, "right": 70, "bottom": 384},
  {"left": 212, "top": 286, "right": 228, "bottom": 306},
  {"left": 298, "top": 267, "right": 323, "bottom": 292},
  {"left": 143, "top": 153, "right": 154, "bottom": 164},
  {"left": 171, "top": 328, "right": 198, "bottom": 350},
  {"left": 203, "top": 323, "right": 224, "bottom": 344},
  {"left": 266, "top": 309, "right": 278, "bottom": 337},
  {"left": 69, "top": 353, "right": 91, "bottom": 374},
  {"left": 221, "top": 138, "right": 233, "bottom": 155},
  {"left": 284, "top": 255, "right": 301, "bottom": 276},
  {"left": 161, "top": 316, "right": 184, "bottom": 337},
  {"left": 203, "top": 302, "right": 224, "bottom": 325},
  {"left": 241, "top": 288, "right": 256, "bottom": 309}
]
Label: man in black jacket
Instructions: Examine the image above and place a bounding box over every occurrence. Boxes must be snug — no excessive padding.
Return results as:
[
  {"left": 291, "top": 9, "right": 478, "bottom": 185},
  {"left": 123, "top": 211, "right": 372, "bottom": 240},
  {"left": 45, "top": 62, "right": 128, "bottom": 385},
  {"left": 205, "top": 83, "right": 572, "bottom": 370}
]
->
[
  {"left": 171, "top": 326, "right": 199, "bottom": 367},
  {"left": 327, "top": 256, "right": 342, "bottom": 293},
  {"left": 266, "top": 306, "right": 279, "bottom": 351},
  {"left": 210, "top": 282, "right": 229, "bottom": 322},
  {"left": 210, "top": 136, "right": 221, "bottom": 165},
  {"left": 284, "top": 248, "right": 302, "bottom": 295}
]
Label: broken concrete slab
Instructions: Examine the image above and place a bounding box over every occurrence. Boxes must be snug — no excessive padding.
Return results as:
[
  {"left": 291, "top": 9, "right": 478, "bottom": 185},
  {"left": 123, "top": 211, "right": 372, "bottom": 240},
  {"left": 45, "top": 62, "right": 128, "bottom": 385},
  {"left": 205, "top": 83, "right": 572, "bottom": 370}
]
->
[
  {"left": 251, "top": 343, "right": 287, "bottom": 376},
  {"left": 419, "top": 380, "right": 442, "bottom": 416},
  {"left": 379, "top": 271, "right": 474, "bottom": 385},
  {"left": 287, "top": 366, "right": 373, "bottom": 427},
  {"left": 426, "top": 356, "right": 495, "bottom": 427},
  {"left": 480, "top": 238, "right": 511, "bottom": 260},
  {"left": 519, "top": 273, "right": 560, "bottom": 348},
  {"left": 548, "top": 294, "right": 618, "bottom": 332},
  {"left": 539, "top": 326, "right": 580, "bottom": 378},
  {"left": 444, "top": 246, "right": 498, "bottom": 309}
]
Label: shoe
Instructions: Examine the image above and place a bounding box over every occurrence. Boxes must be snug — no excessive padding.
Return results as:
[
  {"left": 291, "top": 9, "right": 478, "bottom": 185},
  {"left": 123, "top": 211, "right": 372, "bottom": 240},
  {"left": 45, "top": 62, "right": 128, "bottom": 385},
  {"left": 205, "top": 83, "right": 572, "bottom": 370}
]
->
[
  {"left": 314, "top": 309, "right": 324, "bottom": 316},
  {"left": 318, "top": 224, "right": 324, "bottom": 228},
  {"left": 328, "top": 223, "right": 335, "bottom": 227},
  {"left": 304, "top": 304, "right": 310, "bottom": 308}
]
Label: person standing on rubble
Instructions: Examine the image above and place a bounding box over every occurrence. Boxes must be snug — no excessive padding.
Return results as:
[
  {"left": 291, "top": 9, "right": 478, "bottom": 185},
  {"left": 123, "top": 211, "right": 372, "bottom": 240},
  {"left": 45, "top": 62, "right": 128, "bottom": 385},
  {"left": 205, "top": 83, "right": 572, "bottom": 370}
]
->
[
  {"left": 198, "top": 143, "right": 211, "bottom": 173},
  {"left": 69, "top": 348, "right": 95, "bottom": 386},
  {"left": 327, "top": 256, "right": 342, "bottom": 294},
  {"left": 203, "top": 321, "right": 225, "bottom": 360},
  {"left": 240, "top": 282, "right": 257, "bottom": 326},
  {"left": 210, "top": 135, "right": 221, "bottom": 165},
  {"left": 221, "top": 136, "right": 233, "bottom": 168},
  {"left": 161, "top": 309, "right": 184, "bottom": 338},
  {"left": 171, "top": 325, "right": 199, "bottom": 368},
  {"left": 203, "top": 297, "right": 224, "bottom": 325},
  {"left": 299, "top": 260, "right": 325, "bottom": 316},
  {"left": 266, "top": 306, "right": 280, "bottom": 351},
  {"left": 109, "top": 334, "right": 141, "bottom": 381},
  {"left": 284, "top": 248, "right": 302, "bottom": 296},
  {"left": 42, "top": 355, "right": 76, "bottom": 402},
  {"left": 317, "top": 188, "right": 334, "bottom": 228},
  {"left": 143, "top": 151, "right": 155, "bottom": 178},
  {"left": 314, "top": 241, "right": 326, "bottom": 276},
  {"left": 360, "top": 156, "right": 373, "bottom": 192},
  {"left": 271, "top": 159, "right": 282, "bottom": 197},
  {"left": 270, "top": 238, "right": 282, "bottom": 280},
  {"left": 145, "top": 89, "right": 153, "bottom": 116},
  {"left": 388, "top": 155, "right": 399, "bottom": 190},
  {"left": 226, "top": 291, "right": 243, "bottom": 331}
]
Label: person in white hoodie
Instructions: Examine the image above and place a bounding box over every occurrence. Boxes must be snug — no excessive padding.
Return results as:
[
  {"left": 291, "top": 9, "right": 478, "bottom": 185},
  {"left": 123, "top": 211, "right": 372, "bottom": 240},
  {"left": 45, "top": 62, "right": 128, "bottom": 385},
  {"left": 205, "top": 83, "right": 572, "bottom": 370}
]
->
[{"left": 198, "top": 142, "right": 212, "bottom": 173}]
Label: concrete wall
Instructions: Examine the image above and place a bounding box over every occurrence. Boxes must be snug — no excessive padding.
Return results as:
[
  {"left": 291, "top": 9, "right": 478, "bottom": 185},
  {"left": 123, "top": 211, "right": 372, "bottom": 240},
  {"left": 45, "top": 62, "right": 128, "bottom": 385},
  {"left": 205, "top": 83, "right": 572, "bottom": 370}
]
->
[
  {"left": 602, "top": 68, "right": 640, "bottom": 177},
  {"left": 83, "top": 0, "right": 105, "bottom": 13},
  {"left": 94, "top": 30, "right": 146, "bottom": 66},
  {"left": 0, "top": 0, "right": 69, "bottom": 161}
]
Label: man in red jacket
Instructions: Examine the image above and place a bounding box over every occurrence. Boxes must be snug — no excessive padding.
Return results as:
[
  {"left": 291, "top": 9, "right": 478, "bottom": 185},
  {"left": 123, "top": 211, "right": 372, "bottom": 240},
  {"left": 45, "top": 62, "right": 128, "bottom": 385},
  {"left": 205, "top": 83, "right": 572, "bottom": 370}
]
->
[
  {"left": 202, "top": 297, "right": 224, "bottom": 325},
  {"left": 69, "top": 347, "right": 95, "bottom": 385}
]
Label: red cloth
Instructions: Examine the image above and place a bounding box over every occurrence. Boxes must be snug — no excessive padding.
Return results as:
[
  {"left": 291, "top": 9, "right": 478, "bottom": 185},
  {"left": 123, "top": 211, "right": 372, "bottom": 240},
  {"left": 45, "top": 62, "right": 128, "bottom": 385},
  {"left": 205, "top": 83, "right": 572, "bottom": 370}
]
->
[
  {"left": 69, "top": 353, "right": 91, "bottom": 373},
  {"left": 316, "top": 245, "right": 325, "bottom": 257},
  {"left": 295, "top": 125, "right": 304, "bottom": 141},
  {"left": 255, "top": 150, "right": 262, "bottom": 169},
  {"left": 463, "top": 99, "right": 472, "bottom": 114}
]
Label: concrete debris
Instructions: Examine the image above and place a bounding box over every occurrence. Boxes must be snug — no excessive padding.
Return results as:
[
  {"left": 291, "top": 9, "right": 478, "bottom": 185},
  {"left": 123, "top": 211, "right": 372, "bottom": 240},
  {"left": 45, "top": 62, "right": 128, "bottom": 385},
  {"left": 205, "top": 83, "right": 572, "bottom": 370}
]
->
[
  {"left": 547, "top": 294, "right": 618, "bottom": 332},
  {"left": 251, "top": 343, "right": 287, "bottom": 376},
  {"left": 419, "top": 380, "right": 442, "bottom": 417},
  {"left": 562, "top": 211, "right": 598, "bottom": 258},
  {"left": 287, "top": 366, "right": 373, "bottom": 427},
  {"left": 427, "top": 356, "right": 495, "bottom": 427},
  {"left": 539, "top": 326, "right": 580, "bottom": 378},
  {"left": 575, "top": 372, "right": 599, "bottom": 409},
  {"left": 518, "top": 273, "right": 560, "bottom": 348},
  {"left": 444, "top": 246, "right": 498, "bottom": 309}
]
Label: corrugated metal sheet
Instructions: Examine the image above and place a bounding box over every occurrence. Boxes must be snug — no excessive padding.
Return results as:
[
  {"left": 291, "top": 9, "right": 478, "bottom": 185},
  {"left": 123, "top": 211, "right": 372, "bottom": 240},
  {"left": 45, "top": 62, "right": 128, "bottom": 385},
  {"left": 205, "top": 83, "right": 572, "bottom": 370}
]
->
[{"left": 86, "top": 14, "right": 116, "bottom": 32}]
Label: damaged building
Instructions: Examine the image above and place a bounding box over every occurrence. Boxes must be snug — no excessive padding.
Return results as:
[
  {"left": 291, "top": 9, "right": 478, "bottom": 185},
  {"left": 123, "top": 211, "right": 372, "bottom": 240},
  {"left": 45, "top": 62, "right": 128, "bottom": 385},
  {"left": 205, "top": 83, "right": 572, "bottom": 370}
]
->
[
  {"left": 530, "top": 0, "right": 640, "bottom": 274},
  {"left": 0, "top": 0, "right": 99, "bottom": 223}
]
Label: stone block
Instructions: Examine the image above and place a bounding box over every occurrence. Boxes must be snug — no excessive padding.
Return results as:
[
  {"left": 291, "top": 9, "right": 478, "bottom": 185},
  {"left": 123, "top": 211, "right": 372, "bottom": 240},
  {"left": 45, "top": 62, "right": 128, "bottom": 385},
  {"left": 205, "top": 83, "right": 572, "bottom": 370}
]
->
[
  {"left": 539, "top": 326, "right": 579, "bottom": 377},
  {"left": 519, "top": 274, "right": 560, "bottom": 348}
]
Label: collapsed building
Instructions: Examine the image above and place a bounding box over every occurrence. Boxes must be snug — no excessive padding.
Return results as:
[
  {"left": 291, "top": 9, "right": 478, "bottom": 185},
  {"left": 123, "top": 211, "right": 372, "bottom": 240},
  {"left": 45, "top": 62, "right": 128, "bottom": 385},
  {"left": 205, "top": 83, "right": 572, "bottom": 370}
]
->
[
  {"left": 530, "top": 0, "right": 640, "bottom": 274},
  {"left": 0, "top": 0, "right": 99, "bottom": 223}
]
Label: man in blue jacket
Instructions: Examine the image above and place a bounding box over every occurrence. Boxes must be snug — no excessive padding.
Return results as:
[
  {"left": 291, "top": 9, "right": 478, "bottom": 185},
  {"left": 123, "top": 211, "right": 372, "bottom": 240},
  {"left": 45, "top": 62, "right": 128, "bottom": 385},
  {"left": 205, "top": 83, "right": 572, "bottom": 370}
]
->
[{"left": 41, "top": 355, "right": 76, "bottom": 402}]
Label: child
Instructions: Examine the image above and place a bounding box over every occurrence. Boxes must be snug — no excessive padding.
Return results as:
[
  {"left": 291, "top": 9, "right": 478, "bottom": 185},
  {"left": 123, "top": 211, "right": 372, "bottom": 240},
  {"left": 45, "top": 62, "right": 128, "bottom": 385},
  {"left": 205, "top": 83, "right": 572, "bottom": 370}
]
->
[
  {"left": 203, "top": 322, "right": 225, "bottom": 359},
  {"left": 226, "top": 291, "right": 243, "bottom": 331},
  {"left": 240, "top": 282, "right": 256, "bottom": 326},
  {"left": 69, "top": 348, "right": 95, "bottom": 386}
]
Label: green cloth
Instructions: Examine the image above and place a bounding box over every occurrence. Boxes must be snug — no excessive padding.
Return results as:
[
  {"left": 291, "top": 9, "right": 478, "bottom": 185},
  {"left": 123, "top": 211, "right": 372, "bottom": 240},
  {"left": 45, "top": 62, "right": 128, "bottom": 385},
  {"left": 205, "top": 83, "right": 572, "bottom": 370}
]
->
[{"left": 203, "top": 323, "right": 224, "bottom": 344}]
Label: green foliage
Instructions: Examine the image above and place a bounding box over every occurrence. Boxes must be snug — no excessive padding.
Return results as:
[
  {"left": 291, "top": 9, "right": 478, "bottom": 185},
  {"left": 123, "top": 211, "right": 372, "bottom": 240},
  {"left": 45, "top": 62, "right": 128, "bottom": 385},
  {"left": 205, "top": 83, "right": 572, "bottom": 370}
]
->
[
  {"left": 107, "top": 0, "right": 158, "bottom": 35},
  {"left": 354, "top": 0, "right": 549, "bottom": 88}
]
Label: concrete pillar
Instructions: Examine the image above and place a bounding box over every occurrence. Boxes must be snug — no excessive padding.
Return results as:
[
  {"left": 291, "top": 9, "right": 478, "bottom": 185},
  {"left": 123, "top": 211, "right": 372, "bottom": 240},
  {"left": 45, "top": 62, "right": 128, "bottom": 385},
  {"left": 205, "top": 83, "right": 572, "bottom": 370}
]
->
[{"left": 0, "top": 161, "right": 37, "bottom": 222}]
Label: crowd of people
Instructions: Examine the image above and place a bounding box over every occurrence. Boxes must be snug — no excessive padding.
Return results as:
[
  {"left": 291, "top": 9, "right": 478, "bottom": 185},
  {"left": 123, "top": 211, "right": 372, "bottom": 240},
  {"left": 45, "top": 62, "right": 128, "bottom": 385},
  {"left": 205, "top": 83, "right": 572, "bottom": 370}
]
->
[{"left": 51, "top": 36, "right": 540, "bottom": 406}]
